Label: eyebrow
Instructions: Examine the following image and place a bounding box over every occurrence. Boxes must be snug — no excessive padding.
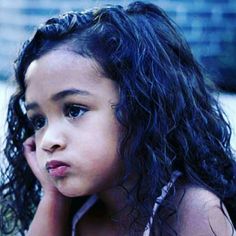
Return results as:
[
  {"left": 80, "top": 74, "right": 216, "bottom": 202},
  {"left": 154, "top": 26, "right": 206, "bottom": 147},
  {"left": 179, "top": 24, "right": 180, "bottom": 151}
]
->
[
  {"left": 25, "top": 102, "right": 39, "bottom": 112},
  {"left": 51, "top": 88, "right": 91, "bottom": 101},
  {"left": 25, "top": 88, "right": 91, "bottom": 111}
]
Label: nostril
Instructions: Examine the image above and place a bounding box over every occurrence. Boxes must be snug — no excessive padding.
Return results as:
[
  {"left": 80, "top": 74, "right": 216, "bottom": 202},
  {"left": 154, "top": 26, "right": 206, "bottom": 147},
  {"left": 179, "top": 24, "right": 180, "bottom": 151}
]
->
[
  {"left": 43, "top": 144, "right": 60, "bottom": 153},
  {"left": 50, "top": 144, "right": 62, "bottom": 152}
]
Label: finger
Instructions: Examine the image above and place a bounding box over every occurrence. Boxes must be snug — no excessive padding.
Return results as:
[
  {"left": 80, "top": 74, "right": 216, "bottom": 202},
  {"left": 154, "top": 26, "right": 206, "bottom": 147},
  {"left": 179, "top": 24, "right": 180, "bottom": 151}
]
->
[
  {"left": 23, "top": 136, "right": 37, "bottom": 166},
  {"left": 23, "top": 136, "right": 36, "bottom": 151}
]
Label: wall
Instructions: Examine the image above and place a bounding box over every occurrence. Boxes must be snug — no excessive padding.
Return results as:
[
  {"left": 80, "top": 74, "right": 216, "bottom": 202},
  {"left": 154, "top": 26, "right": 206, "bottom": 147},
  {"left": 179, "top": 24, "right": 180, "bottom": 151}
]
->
[{"left": 0, "top": 0, "right": 236, "bottom": 90}]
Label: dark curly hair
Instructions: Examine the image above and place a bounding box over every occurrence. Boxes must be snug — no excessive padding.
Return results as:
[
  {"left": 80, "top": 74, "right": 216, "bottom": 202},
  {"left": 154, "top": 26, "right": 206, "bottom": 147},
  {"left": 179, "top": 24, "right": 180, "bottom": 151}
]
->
[{"left": 1, "top": 1, "right": 236, "bottom": 235}]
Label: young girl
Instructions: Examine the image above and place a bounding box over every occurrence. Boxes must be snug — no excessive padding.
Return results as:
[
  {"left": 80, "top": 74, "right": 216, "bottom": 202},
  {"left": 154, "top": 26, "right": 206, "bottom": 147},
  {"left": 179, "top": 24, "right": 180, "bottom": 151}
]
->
[{"left": 1, "top": 1, "right": 236, "bottom": 235}]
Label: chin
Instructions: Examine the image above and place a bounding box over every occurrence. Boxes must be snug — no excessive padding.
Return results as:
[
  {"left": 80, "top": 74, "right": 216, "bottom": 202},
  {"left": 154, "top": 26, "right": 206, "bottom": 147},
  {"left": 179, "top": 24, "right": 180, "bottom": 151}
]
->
[
  {"left": 57, "top": 189, "right": 81, "bottom": 197},
  {"left": 56, "top": 186, "right": 89, "bottom": 198}
]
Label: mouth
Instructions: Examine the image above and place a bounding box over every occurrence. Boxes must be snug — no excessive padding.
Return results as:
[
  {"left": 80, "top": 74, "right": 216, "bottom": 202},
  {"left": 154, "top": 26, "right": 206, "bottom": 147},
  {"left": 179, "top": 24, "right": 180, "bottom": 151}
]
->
[{"left": 46, "top": 160, "right": 70, "bottom": 178}]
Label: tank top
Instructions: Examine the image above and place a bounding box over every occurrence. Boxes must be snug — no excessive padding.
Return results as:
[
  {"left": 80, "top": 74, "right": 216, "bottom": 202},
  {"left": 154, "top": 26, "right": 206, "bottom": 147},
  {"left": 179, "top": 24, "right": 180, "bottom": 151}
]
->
[{"left": 72, "top": 170, "right": 181, "bottom": 236}]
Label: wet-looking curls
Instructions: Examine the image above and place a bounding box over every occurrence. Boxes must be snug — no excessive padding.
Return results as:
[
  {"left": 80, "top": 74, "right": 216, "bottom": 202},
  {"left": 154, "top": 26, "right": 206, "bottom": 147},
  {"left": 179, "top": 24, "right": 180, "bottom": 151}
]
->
[{"left": 1, "top": 1, "right": 236, "bottom": 236}]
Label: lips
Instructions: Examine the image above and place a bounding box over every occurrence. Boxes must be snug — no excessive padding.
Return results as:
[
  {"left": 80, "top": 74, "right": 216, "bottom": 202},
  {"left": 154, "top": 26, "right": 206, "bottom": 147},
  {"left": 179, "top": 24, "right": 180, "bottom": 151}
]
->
[{"left": 46, "top": 160, "right": 70, "bottom": 178}]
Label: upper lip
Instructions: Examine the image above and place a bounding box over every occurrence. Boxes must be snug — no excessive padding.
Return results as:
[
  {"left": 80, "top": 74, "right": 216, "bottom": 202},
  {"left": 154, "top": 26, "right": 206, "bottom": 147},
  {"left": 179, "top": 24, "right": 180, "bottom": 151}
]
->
[{"left": 46, "top": 160, "right": 70, "bottom": 170}]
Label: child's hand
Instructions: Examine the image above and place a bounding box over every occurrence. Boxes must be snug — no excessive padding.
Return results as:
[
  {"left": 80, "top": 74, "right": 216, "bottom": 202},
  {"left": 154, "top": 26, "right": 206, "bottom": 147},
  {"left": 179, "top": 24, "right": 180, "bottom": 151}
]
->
[
  {"left": 24, "top": 136, "right": 72, "bottom": 235},
  {"left": 23, "top": 136, "right": 60, "bottom": 197}
]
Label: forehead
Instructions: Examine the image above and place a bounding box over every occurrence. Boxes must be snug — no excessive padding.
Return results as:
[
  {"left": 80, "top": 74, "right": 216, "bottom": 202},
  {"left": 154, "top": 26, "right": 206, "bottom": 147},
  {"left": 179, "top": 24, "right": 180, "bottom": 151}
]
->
[
  {"left": 25, "top": 50, "right": 118, "bottom": 103},
  {"left": 25, "top": 50, "right": 103, "bottom": 88}
]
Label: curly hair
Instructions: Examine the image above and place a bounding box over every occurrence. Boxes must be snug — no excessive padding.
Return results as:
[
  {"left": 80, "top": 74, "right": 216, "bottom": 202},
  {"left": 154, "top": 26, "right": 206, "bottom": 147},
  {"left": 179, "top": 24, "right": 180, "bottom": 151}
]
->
[{"left": 1, "top": 1, "right": 236, "bottom": 235}]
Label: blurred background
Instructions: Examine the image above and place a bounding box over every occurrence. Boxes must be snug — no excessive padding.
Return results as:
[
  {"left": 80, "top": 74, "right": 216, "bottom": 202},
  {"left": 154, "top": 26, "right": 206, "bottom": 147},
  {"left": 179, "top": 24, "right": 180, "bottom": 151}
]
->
[{"left": 0, "top": 0, "right": 236, "bottom": 153}]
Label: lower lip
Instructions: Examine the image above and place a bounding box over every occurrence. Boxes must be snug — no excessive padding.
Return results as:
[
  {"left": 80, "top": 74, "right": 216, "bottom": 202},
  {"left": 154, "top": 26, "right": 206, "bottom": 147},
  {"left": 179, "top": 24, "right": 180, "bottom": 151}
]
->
[{"left": 48, "top": 166, "right": 69, "bottom": 178}]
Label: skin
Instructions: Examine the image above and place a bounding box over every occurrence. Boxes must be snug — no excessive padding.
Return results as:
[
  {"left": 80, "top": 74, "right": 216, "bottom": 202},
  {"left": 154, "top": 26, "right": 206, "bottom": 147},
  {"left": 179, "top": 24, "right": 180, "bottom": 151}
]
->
[
  {"left": 23, "top": 49, "right": 235, "bottom": 235},
  {"left": 25, "top": 50, "right": 123, "bottom": 197},
  {"left": 24, "top": 50, "right": 126, "bottom": 235},
  {"left": 161, "top": 183, "right": 236, "bottom": 236}
]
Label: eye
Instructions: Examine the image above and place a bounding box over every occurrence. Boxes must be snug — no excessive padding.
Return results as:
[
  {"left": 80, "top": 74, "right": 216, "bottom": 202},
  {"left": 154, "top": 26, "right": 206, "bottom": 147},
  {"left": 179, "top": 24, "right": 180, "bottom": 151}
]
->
[
  {"left": 28, "top": 115, "right": 46, "bottom": 131},
  {"left": 64, "top": 104, "right": 88, "bottom": 119}
]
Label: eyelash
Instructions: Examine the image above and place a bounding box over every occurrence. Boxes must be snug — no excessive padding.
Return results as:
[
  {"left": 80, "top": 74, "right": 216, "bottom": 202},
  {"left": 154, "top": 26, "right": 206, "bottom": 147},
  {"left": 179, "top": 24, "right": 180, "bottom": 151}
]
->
[
  {"left": 28, "top": 104, "right": 88, "bottom": 131},
  {"left": 63, "top": 103, "right": 88, "bottom": 119},
  {"left": 28, "top": 114, "right": 46, "bottom": 131}
]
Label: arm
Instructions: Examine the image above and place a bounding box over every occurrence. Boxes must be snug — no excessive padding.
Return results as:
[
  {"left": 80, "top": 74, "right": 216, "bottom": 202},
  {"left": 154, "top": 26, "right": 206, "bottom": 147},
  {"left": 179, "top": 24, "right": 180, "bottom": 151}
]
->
[
  {"left": 27, "top": 192, "right": 71, "bottom": 236},
  {"left": 24, "top": 136, "right": 72, "bottom": 236}
]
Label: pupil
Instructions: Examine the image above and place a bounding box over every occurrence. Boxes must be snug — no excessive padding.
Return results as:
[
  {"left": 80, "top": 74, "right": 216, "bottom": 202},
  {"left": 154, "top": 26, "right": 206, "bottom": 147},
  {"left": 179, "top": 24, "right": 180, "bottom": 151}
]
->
[
  {"left": 36, "top": 117, "right": 44, "bottom": 129},
  {"left": 70, "top": 107, "right": 79, "bottom": 117}
]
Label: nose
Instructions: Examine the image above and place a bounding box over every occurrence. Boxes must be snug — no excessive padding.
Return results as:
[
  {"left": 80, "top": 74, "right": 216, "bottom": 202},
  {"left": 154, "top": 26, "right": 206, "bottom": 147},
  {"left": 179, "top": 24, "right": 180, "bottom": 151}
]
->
[{"left": 40, "top": 123, "right": 66, "bottom": 153}]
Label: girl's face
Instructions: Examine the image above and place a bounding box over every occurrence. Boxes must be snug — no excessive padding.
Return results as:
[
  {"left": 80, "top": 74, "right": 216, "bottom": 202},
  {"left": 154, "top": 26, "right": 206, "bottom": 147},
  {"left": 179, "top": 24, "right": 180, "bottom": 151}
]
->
[{"left": 25, "top": 50, "right": 123, "bottom": 197}]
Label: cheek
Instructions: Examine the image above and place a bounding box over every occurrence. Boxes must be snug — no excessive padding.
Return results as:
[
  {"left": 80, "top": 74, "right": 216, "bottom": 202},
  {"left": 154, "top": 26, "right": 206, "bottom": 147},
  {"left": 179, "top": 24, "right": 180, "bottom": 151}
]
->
[
  {"left": 82, "top": 154, "right": 123, "bottom": 193},
  {"left": 74, "top": 135, "right": 120, "bottom": 170},
  {"left": 71, "top": 112, "right": 121, "bottom": 152},
  {"left": 35, "top": 149, "right": 43, "bottom": 168},
  {"left": 70, "top": 122, "right": 123, "bottom": 177},
  {"left": 77, "top": 127, "right": 120, "bottom": 162},
  {"left": 35, "top": 140, "right": 45, "bottom": 169}
]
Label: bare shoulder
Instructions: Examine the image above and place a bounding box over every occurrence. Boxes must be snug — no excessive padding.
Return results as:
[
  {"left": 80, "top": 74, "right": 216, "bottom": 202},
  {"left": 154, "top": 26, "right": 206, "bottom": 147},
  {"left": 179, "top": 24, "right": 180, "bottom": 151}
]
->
[{"left": 166, "top": 183, "right": 236, "bottom": 236}]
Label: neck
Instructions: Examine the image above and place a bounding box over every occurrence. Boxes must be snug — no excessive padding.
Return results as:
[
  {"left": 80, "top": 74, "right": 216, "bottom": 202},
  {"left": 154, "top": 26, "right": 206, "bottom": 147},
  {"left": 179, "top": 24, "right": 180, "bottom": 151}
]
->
[
  {"left": 99, "top": 186, "right": 128, "bottom": 217},
  {"left": 97, "top": 174, "right": 139, "bottom": 224}
]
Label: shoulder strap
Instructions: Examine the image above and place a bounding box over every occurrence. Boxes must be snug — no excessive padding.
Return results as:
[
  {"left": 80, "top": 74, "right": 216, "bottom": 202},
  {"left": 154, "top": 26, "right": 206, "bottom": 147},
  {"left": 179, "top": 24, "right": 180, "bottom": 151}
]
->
[
  {"left": 72, "top": 195, "right": 98, "bottom": 236},
  {"left": 143, "top": 170, "right": 182, "bottom": 236}
]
